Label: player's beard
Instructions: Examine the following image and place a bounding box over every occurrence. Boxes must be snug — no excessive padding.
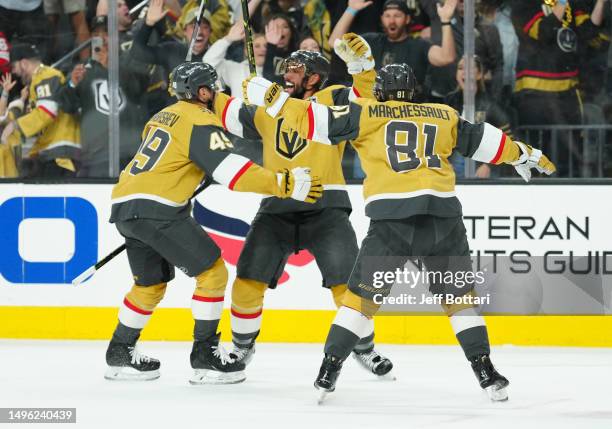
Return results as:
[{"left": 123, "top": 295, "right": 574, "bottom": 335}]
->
[{"left": 285, "top": 80, "right": 306, "bottom": 99}]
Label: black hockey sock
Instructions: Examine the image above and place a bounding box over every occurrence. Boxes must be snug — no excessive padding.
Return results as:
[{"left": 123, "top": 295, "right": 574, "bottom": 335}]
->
[
  {"left": 456, "top": 325, "right": 491, "bottom": 360},
  {"left": 232, "top": 330, "right": 259, "bottom": 347},
  {"left": 324, "top": 324, "right": 361, "bottom": 361},
  {"left": 353, "top": 332, "right": 375, "bottom": 354},
  {"left": 111, "top": 322, "right": 141, "bottom": 345},
  {"left": 194, "top": 319, "right": 220, "bottom": 342}
]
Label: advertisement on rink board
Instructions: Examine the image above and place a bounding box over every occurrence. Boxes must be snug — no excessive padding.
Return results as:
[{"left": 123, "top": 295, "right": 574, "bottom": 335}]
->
[{"left": 0, "top": 183, "right": 611, "bottom": 311}]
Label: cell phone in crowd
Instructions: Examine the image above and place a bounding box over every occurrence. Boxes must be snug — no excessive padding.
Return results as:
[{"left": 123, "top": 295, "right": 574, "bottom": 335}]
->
[{"left": 91, "top": 37, "right": 103, "bottom": 62}]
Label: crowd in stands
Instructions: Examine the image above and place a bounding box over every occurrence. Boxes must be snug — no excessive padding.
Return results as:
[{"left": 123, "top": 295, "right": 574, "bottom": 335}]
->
[{"left": 0, "top": 0, "right": 610, "bottom": 179}]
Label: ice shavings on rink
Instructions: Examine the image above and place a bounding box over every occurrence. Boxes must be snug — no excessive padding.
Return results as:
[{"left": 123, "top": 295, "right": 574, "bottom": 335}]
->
[{"left": 0, "top": 341, "right": 611, "bottom": 429}]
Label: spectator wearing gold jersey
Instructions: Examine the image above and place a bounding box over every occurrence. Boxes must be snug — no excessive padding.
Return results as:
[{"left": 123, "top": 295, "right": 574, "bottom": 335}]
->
[{"left": 5, "top": 43, "right": 80, "bottom": 177}]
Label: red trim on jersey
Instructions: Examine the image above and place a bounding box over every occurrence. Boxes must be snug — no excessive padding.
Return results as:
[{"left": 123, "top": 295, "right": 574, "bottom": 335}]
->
[
  {"left": 523, "top": 11, "right": 544, "bottom": 34},
  {"left": 228, "top": 160, "right": 253, "bottom": 190},
  {"left": 231, "top": 308, "right": 262, "bottom": 319},
  {"left": 490, "top": 133, "right": 507, "bottom": 164},
  {"left": 352, "top": 87, "right": 361, "bottom": 98},
  {"left": 123, "top": 298, "right": 152, "bottom": 315},
  {"left": 38, "top": 105, "right": 57, "bottom": 118},
  {"left": 307, "top": 104, "right": 315, "bottom": 140},
  {"left": 221, "top": 97, "right": 235, "bottom": 130},
  {"left": 192, "top": 294, "right": 225, "bottom": 303},
  {"left": 515, "top": 69, "right": 578, "bottom": 79},
  {"left": 166, "top": 10, "right": 178, "bottom": 22}
]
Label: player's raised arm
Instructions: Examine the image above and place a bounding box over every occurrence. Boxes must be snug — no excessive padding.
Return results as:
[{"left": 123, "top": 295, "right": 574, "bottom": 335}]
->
[
  {"left": 454, "top": 116, "right": 556, "bottom": 182},
  {"left": 213, "top": 91, "right": 262, "bottom": 140},
  {"left": 333, "top": 33, "right": 376, "bottom": 100},
  {"left": 242, "top": 76, "right": 361, "bottom": 145}
]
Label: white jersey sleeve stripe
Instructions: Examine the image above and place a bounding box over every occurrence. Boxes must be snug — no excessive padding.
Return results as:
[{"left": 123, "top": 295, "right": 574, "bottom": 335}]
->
[
  {"left": 471, "top": 122, "right": 504, "bottom": 163},
  {"left": 306, "top": 102, "right": 331, "bottom": 145},
  {"left": 221, "top": 97, "right": 244, "bottom": 138},
  {"left": 37, "top": 99, "right": 58, "bottom": 117},
  {"left": 212, "top": 153, "right": 252, "bottom": 189}
]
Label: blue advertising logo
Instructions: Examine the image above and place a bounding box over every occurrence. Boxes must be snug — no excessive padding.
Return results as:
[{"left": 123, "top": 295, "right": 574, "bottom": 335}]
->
[{"left": 0, "top": 197, "right": 98, "bottom": 284}]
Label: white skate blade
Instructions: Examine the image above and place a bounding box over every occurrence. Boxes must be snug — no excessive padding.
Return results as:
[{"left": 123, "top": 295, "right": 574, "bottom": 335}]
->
[
  {"left": 104, "top": 366, "right": 160, "bottom": 381},
  {"left": 317, "top": 390, "right": 329, "bottom": 405},
  {"left": 485, "top": 384, "right": 509, "bottom": 402},
  {"left": 377, "top": 370, "right": 397, "bottom": 381},
  {"left": 189, "top": 369, "right": 246, "bottom": 385}
]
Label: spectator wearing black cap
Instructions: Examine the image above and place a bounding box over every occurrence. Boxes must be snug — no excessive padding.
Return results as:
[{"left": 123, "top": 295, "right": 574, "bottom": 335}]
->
[
  {"left": 5, "top": 43, "right": 80, "bottom": 177},
  {"left": 329, "top": 0, "right": 458, "bottom": 89},
  {"left": 59, "top": 15, "right": 148, "bottom": 177}
]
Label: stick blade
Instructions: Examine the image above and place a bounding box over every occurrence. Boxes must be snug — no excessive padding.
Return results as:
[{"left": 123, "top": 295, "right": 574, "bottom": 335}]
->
[{"left": 72, "top": 266, "right": 96, "bottom": 286}]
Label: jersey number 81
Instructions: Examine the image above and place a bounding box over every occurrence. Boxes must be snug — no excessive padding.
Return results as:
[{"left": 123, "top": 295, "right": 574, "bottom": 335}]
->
[{"left": 384, "top": 120, "right": 441, "bottom": 173}]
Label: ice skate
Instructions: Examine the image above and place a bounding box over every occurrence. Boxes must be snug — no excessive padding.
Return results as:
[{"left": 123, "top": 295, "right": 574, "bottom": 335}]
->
[
  {"left": 314, "top": 354, "right": 343, "bottom": 404},
  {"left": 229, "top": 342, "right": 256, "bottom": 366},
  {"left": 104, "top": 342, "right": 160, "bottom": 381},
  {"left": 189, "top": 333, "right": 246, "bottom": 385},
  {"left": 470, "top": 354, "right": 509, "bottom": 402},
  {"left": 352, "top": 348, "right": 395, "bottom": 380}
]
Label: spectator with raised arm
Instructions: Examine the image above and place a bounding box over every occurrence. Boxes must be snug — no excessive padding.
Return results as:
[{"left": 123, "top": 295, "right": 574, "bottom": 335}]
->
[
  {"left": 5, "top": 43, "right": 80, "bottom": 178},
  {"left": 329, "top": 0, "right": 457, "bottom": 90},
  {"left": 512, "top": 0, "right": 606, "bottom": 176},
  {"left": 0, "top": 72, "right": 27, "bottom": 177},
  {"left": 59, "top": 16, "right": 148, "bottom": 177},
  {"left": 262, "top": 13, "right": 299, "bottom": 84},
  {"left": 423, "top": 0, "right": 504, "bottom": 101},
  {"left": 131, "top": 0, "right": 213, "bottom": 72},
  {"left": 203, "top": 21, "right": 267, "bottom": 96}
]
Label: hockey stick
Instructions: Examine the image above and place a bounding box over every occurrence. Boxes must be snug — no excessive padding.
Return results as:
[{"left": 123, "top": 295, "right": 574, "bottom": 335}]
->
[
  {"left": 240, "top": 0, "right": 257, "bottom": 76},
  {"left": 186, "top": 0, "right": 208, "bottom": 61},
  {"left": 128, "top": 0, "right": 149, "bottom": 16},
  {"left": 51, "top": 39, "right": 92, "bottom": 69},
  {"left": 71, "top": 176, "right": 213, "bottom": 286}
]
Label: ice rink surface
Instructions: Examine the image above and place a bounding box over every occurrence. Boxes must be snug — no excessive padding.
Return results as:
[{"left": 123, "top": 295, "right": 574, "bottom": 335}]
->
[{"left": 1, "top": 340, "right": 611, "bottom": 429}]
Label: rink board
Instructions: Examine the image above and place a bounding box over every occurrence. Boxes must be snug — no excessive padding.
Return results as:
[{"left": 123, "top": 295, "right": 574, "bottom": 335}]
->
[{"left": 0, "top": 183, "right": 611, "bottom": 345}]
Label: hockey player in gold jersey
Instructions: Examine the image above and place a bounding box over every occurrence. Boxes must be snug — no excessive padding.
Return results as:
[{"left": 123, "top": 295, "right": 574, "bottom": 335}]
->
[
  {"left": 105, "top": 62, "right": 322, "bottom": 384},
  {"left": 213, "top": 34, "right": 395, "bottom": 378},
  {"left": 7, "top": 43, "right": 80, "bottom": 177},
  {"left": 243, "top": 63, "right": 555, "bottom": 401}
]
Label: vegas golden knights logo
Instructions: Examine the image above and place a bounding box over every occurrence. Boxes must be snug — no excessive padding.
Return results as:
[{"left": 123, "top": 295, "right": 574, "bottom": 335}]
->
[{"left": 275, "top": 118, "right": 308, "bottom": 159}]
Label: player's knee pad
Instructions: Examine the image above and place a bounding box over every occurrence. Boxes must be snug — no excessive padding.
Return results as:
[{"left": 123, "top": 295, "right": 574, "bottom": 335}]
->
[
  {"left": 330, "top": 284, "right": 348, "bottom": 308},
  {"left": 125, "top": 282, "right": 168, "bottom": 311},
  {"left": 341, "top": 289, "right": 379, "bottom": 318},
  {"left": 442, "top": 290, "right": 478, "bottom": 316},
  {"left": 231, "top": 277, "right": 268, "bottom": 314},
  {"left": 193, "top": 258, "right": 228, "bottom": 299}
]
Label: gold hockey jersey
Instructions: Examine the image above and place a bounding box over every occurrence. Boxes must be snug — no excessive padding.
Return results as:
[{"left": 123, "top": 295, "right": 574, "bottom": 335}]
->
[
  {"left": 16, "top": 64, "right": 80, "bottom": 162},
  {"left": 213, "top": 70, "right": 375, "bottom": 213},
  {"left": 110, "top": 100, "right": 288, "bottom": 222},
  {"left": 276, "top": 97, "right": 522, "bottom": 219}
]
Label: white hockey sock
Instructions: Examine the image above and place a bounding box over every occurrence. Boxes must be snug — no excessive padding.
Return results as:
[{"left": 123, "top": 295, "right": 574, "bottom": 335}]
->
[
  {"left": 231, "top": 308, "right": 262, "bottom": 345},
  {"left": 449, "top": 307, "right": 486, "bottom": 335},
  {"left": 191, "top": 295, "right": 224, "bottom": 341},
  {"left": 119, "top": 297, "right": 152, "bottom": 329},
  {"left": 333, "top": 306, "right": 371, "bottom": 338}
]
